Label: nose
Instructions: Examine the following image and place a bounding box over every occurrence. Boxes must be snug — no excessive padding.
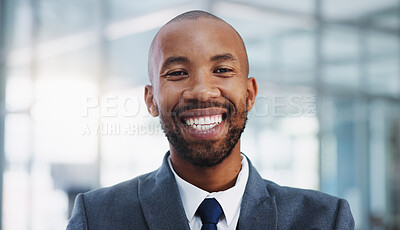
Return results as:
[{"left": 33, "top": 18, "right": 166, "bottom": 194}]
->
[{"left": 182, "top": 71, "right": 220, "bottom": 102}]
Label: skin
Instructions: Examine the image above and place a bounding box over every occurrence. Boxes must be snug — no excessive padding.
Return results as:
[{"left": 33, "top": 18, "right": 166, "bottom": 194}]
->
[{"left": 145, "top": 18, "right": 258, "bottom": 192}]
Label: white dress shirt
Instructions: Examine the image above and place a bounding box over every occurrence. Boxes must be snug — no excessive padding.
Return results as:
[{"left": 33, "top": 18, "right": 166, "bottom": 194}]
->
[{"left": 168, "top": 155, "right": 249, "bottom": 230}]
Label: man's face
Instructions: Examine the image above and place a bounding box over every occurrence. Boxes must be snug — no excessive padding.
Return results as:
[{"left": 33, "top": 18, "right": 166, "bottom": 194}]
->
[{"left": 146, "top": 18, "right": 257, "bottom": 167}]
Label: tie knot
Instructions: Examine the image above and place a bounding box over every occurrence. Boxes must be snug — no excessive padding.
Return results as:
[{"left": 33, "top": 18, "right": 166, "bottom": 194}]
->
[{"left": 197, "top": 198, "right": 223, "bottom": 225}]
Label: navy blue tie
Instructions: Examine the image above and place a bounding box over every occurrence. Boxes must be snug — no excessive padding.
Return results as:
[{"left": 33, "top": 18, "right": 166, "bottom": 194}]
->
[{"left": 197, "top": 198, "right": 223, "bottom": 230}]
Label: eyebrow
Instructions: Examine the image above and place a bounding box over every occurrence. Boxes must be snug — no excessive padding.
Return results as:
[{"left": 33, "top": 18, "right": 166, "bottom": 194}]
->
[
  {"left": 161, "top": 56, "right": 189, "bottom": 70},
  {"left": 160, "top": 53, "right": 237, "bottom": 71},
  {"left": 210, "top": 53, "right": 237, "bottom": 62}
]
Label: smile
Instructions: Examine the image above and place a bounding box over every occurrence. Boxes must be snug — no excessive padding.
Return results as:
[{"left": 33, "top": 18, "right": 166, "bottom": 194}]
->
[
  {"left": 177, "top": 107, "right": 228, "bottom": 140},
  {"left": 183, "top": 114, "right": 223, "bottom": 130}
]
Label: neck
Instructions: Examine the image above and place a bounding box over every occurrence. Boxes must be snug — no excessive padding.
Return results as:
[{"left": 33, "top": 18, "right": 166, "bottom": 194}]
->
[{"left": 169, "top": 143, "right": 242, "bottom": 193}]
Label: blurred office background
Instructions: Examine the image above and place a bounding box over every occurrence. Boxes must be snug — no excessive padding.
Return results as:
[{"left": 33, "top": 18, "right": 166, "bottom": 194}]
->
[{"left": 0, "top": 0, "right": 399, "bottom": 229}]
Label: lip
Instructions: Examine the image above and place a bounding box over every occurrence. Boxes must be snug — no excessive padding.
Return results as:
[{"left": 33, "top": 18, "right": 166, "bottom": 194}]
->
[
  {"left": 177, "top": 107, "right": 228, "bottom": 141},
  {"left": 181, "top": 118, "right": 226, "bottom": 140},
  {"left": 179, "top": 107, "right": 228, "bottom": 119}
]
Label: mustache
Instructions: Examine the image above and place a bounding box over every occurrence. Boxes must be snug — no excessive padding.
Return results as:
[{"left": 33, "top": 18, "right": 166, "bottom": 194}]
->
[{"left": 173, "top": 101, "right": 235, "bottom": 117}]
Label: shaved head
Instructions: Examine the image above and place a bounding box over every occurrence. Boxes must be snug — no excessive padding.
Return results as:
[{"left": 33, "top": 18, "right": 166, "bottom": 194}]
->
[
  {"left": 166, "top": 10, "right": 220, "bottom": 23},
  {"left": 148, "top": 10, "right": 249, "bottom": 83}
]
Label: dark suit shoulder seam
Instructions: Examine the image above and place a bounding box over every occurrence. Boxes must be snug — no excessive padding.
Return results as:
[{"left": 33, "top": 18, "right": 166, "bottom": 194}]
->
[
  {"left": 81, "top": 193, "right": 90, "bottom": 229},
  {"left": 333, "top": 198, "right": 342, "bottom": 229}
]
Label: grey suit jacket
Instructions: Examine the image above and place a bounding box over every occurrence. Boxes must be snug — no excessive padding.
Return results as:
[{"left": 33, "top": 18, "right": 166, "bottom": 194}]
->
[{"left": 67, "top": 153, "right": 354, "bottom": 229}]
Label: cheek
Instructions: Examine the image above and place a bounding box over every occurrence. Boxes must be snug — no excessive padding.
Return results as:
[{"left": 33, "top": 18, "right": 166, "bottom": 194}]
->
[
  {"left": 156, "top": 88, "right": 181, "bottom": 113},
  {"left": 219, "top": 80, "right": 248, "bottom": 103}
]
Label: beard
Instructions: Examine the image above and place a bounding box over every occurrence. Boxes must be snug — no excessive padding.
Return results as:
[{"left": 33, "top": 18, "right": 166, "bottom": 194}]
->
[{"left": 160, "top": 99, "right": 248, "bottom": 167}]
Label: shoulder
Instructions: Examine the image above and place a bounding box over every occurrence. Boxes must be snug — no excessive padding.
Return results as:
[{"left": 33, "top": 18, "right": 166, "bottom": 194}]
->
[
  {"left": 266, "top": 180, "right": 339, "bottom": 208},
  {"left": 264, "top": 180, "right": 354, "bottom": 229},
  {"left": 82, "top": 170, "right": 156, "bottom": 207},
  {"left": 68, "top": 171, "right": 158, "bottom": 229}
]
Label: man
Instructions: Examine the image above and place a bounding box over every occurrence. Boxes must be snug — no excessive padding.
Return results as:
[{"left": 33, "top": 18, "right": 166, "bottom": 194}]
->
[{"left": 67, "top": 10, "right": 354, "bottom": 230}]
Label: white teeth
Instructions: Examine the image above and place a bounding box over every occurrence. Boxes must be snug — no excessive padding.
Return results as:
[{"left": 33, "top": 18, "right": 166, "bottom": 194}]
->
[
  {"left": 184, "top": 114, "right": 223, "bottom": 130},
  {"left": 199, "top": 118, "right": 205, "bottom": 125},
  {"left": 190, "top": 123, "right": 217, "bottom": 131}
]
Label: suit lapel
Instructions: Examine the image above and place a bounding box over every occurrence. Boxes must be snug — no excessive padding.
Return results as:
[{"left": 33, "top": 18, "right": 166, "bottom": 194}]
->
[
  {"left": 138, "top": 152, "right": 190, "bottom": 230},
  {"left": 237, "top": 158, "right": 278, "bottom": 230},
  {"left": 138, "top": 153, "right": 277, "bottom": 229}
]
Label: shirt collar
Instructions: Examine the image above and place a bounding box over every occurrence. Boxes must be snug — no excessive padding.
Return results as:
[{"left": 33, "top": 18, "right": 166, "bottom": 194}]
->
[{"left": 168, "top": 155, "right": 249, "bottom": 226}]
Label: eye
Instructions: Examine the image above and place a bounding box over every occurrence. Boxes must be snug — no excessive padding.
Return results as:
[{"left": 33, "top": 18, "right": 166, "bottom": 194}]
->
[
  {"left": 167, "top": 71, "right": 188, "bottom": 76},
  {"left": 162, "top": 70, "right": 189, "bottom": 81},
  {"left": 214, "top": 68, "right": 232, "bottom": 74}
]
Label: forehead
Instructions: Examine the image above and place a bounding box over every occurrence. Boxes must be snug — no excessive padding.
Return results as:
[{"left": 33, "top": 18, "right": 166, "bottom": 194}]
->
[{"left": 153, "top": 18, "right": 245, "bottom": 62}]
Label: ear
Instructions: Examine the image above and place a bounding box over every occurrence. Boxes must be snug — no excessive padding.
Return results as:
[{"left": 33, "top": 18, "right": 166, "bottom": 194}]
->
[
  {"left": 144, "top": 85, "right": 159, "bottom": 117},
  {"left": 246, "top": 77, "right": 258, "bottom": 111}
]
